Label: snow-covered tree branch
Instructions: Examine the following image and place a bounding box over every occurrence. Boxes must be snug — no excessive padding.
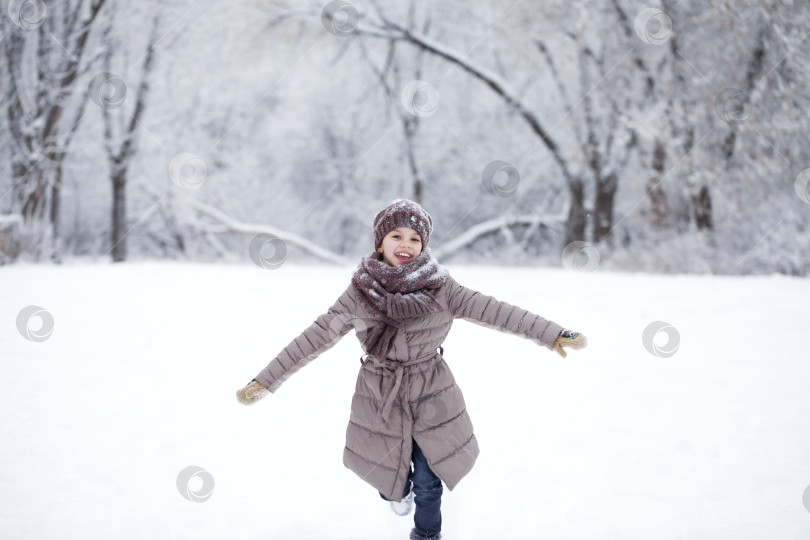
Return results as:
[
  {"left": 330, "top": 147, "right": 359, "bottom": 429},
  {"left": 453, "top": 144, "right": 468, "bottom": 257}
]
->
[
  {"left": 188, "top": 200, "right": 353, "bottom": 266},
  {"left": 431, "top": 212, "right": 565, "bottom": 261}
]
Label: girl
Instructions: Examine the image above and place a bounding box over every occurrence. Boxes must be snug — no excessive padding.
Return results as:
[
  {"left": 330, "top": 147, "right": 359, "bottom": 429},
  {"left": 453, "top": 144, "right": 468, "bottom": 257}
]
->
[{"left": 237, "top": 198, "right": 587, "bottom": 539}]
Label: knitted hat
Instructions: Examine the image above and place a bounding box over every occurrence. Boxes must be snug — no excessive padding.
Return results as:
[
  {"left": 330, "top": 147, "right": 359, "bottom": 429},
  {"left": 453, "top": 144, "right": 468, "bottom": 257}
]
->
[{"left": 372, "top": 198, "right": 433, "bottom": 248}]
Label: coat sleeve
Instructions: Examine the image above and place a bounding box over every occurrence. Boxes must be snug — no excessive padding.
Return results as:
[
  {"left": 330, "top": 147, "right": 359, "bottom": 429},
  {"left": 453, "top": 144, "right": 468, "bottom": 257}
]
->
[
  {"left": 444, "top": 275, "right": 564, "bottom": 350},
  {"left": 253, "top": 283, "right": 360, "bottom": 392}
]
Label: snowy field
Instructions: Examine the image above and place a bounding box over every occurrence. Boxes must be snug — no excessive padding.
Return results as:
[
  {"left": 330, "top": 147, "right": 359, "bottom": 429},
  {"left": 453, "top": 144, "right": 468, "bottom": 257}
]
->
[{"left": 1, "top": 261, "right": 810, "bottom": 540}]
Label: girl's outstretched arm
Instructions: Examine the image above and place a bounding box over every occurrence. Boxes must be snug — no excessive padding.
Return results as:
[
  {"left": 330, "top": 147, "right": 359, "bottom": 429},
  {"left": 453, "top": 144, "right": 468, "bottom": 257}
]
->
[
  {"left": 236, "top": 283, "right": 362, "bottom": 404},
  {"left": 444, "top": 275, "right": 586, "bottom": 356}
]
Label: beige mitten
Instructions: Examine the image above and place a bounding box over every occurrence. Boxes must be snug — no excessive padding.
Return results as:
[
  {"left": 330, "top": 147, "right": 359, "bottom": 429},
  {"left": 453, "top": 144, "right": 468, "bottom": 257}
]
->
[
  {"left": 552, "top": 329, "right": 588, "bottom": 358},
  {"left": 236, "top": 380, "right": 269, "bottom": 405}
]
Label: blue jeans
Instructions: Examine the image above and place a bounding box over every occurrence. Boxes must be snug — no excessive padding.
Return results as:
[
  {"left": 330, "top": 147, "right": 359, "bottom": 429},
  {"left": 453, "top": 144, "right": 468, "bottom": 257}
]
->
[{"left": 380, "top": 439, "right": 442, "bottom": 537}]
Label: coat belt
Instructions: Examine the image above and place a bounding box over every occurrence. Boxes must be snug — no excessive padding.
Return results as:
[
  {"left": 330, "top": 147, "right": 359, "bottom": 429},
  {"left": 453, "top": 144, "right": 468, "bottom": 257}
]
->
[{"left": 360, "top": 347, "right": 444, "bottom": 422}]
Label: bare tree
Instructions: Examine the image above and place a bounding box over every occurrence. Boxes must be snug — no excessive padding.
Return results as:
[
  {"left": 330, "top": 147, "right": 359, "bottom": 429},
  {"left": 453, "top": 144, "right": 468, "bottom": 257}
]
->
[
  {"left": 346, "top": 6, "right": 647, "bottom": 247},
  {"left": 537, "top": 28, "right": 638, "bottom": 244},
  {"left": 350, "top": 14, "right": 584, "bottom": 241},
  {"left": 605, "top": 0, "right": 674, "bottom": 233},
  {"left": 100, "top": 15, "right": 160, "bottom": 262},
  {"left": 0, "top": 0, "right": 108, "bottom": 260},
  {"left": 358, "top": 4, "right": 431, "bottom": 205}
]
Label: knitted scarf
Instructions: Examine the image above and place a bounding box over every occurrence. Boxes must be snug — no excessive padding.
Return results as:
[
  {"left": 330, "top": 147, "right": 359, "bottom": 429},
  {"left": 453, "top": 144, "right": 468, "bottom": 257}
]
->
[{"left": 351, "top": 248, "right": 448, "bottom": 359}]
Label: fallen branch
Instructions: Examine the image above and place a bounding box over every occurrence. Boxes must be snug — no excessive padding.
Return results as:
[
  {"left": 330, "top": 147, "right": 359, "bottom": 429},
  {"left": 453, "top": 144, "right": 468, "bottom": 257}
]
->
[
  {"left": 432, "top": 213, "right": 565, "bottom": 261},
  {"left": 189, "top": 200, "right": 353, "bottom": 266}
]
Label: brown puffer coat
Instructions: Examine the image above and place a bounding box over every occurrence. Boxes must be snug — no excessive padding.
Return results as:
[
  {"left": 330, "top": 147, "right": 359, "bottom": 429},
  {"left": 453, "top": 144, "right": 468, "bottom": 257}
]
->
[{"left": 254, "top": 274, "right": 563, "bottom": 501}]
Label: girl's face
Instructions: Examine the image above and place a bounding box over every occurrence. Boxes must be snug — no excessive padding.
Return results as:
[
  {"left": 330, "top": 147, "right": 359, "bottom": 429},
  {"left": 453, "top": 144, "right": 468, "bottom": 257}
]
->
[{"left": 376, "top": 227, "right": 423, "bottom": 267}]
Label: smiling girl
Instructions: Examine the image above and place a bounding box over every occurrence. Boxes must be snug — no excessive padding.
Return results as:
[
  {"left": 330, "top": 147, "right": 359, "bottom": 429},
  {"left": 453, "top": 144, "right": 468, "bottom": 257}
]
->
[{"left": 237, "top": 198, "right": 587, "bottom": 539}]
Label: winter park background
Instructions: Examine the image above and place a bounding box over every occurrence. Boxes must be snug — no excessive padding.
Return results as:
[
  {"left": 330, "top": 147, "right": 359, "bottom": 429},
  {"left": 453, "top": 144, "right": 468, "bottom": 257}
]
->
[{"left": 1, "top": 1, "right": 810, "bottom": 539}]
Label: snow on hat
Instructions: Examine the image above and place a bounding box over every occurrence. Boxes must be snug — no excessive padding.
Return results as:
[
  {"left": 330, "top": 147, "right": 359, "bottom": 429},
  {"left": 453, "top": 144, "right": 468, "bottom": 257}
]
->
[{"left": 372, "top": 198, "right": 433, "bottom": 248}]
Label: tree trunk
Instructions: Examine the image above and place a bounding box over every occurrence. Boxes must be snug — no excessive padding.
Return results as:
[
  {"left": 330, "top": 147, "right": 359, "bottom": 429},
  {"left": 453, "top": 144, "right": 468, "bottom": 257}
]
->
[
  {"left": 50, "top": 164, "right": 64, "bottom": 262},
  {"left": 692, "top": 185, "right": 713, "bottom": 231},
  {"left": 111, "top": 171, "right": 127, "bottom": 262},
  {"left": 565, "top": 179, "right": 586, "bottom": 246},
  {"left": 402, "top": 116, "right": 423, "bottom": 205},
  {"left": 413, "top": 175, "right": 423, "bottom": 205},
  {"left": 100, "top": 14, "right": 159, "bottom": 263},
  {"left": 593, "top": 172, "right": 617, "bottom": 243},
  {"left": 647, "top": 139, "right": 669, "bottom": 228},
  {"left": 20, "top": 167, "right": 48, "bottom": 224}
]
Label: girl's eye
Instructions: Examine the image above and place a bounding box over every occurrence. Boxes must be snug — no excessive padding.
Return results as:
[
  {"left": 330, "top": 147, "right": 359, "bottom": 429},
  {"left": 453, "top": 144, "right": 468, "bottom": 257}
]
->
[{"left": 390, "top": 233, "right": 419, "bottom": 242}]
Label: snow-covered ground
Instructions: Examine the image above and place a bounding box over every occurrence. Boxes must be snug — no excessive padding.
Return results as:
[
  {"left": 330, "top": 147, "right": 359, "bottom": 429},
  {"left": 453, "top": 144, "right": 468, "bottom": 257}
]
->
[{"left": 1, "top": 262, "right": 809, "bottom": 539}]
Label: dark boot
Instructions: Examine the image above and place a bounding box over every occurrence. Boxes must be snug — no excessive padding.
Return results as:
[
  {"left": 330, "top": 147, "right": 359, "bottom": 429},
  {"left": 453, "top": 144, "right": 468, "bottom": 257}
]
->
[{"left": 410, "top": 528, "right": 441, "bottom": 540}]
